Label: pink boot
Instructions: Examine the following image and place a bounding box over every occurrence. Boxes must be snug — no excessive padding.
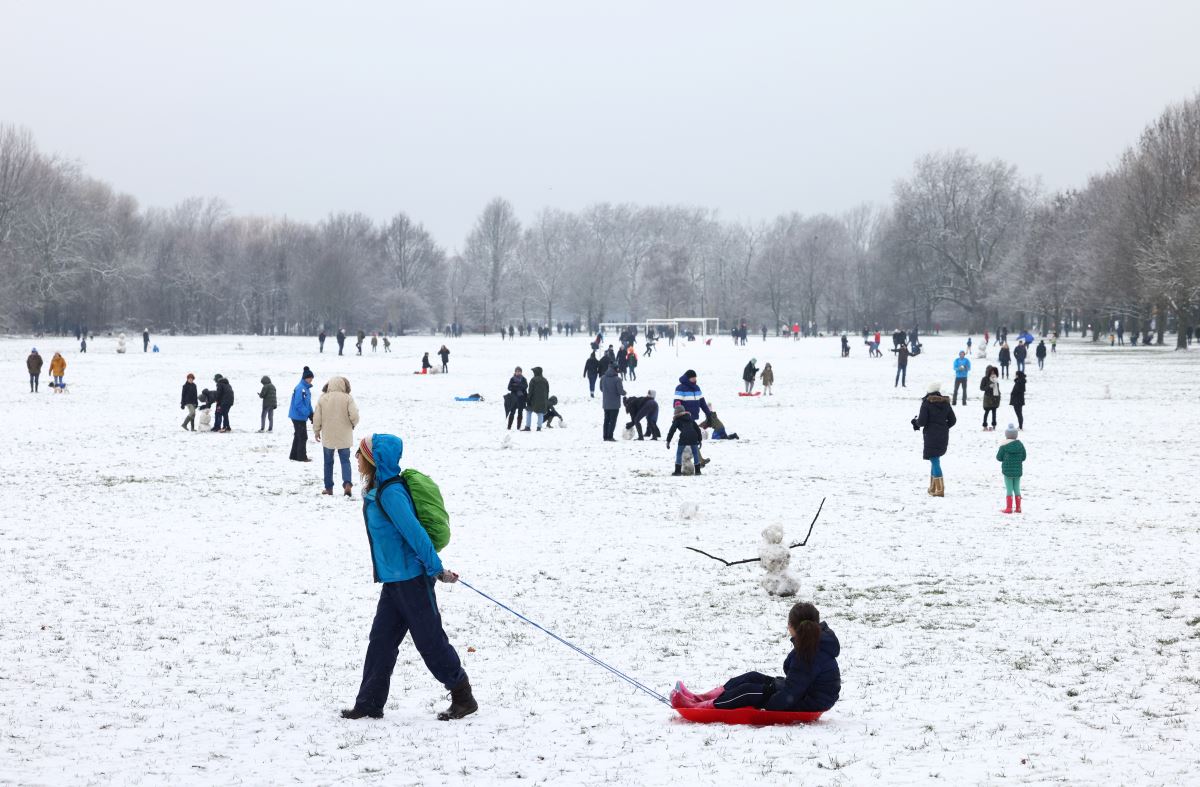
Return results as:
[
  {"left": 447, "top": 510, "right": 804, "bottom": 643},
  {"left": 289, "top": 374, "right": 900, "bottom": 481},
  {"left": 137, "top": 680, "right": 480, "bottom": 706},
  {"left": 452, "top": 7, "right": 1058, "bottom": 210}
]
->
[{"left": 695, "top": 686, "right": 725, "bottom": 702}]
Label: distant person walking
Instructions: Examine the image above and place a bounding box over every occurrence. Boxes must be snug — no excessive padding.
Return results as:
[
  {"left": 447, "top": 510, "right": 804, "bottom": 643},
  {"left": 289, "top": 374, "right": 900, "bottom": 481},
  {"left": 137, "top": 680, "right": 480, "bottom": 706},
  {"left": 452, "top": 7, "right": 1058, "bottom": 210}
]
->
[
  {"left": 438, "top": 345, "right": 450, "bottom": 373},
  {"left": 313, "top": 376, "right": 360, "bottom": 496},
  {"left": 143, "top": 329, "right": 150, "bottom": 353},
  {"left": 583, "top": 351, "right": 600, "bottom": 398},
  {"left": 914, "top": 381, "right": 956, "bottom": 497},
  {"left": 336, "top": 329, "right": 346, "bottom": 356},
  {"left": 1013, "top": 341, "right": 1028, "bottom": 373},
  {"left": 289, "top": 367, "right": 316, "bottom": 462},
  {"left": 26, "top": 348, "right": 43, "bottom": 393},
  {"left": 1035, "top": 340, "right": 1047, "bottom": 370},
  {"left": 319, "top": 330, "right": 327, "bottom": 353},
  {"left": 1009, "top": 371, "right": 1026, "bottom": 430}
]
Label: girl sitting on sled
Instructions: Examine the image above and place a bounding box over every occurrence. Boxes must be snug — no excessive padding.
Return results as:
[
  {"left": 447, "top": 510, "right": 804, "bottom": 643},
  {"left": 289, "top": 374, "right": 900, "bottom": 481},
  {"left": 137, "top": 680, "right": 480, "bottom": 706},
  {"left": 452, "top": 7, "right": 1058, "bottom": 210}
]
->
[{"left": 671, "top": 602, "right": 840, "bottom": 712}]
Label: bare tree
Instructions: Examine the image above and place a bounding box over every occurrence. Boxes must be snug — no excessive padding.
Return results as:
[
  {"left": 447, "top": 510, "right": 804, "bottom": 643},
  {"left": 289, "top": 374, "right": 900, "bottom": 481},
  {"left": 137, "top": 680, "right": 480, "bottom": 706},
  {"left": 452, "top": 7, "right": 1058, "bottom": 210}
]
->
[{"left": 464, "top": 197, "right": 521, "bottom": 327}]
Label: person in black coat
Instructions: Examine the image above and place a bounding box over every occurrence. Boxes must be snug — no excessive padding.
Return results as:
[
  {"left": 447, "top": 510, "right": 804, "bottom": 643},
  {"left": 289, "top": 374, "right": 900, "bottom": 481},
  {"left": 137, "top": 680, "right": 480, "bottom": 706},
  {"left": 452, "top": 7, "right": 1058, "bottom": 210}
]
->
[
  {"left": 1009, "top": 371, "right": 1026, "bottom": 429},
  {"left": 623, "top": 392, "right": 661, "bottom": 440},
  {"left": 914, "top": 381, "right": 956, "bottom": 496},
  {"left": 998, "top": 343, "right": 1011, "bottom": 378},
  {"left": 213, "top": 374, "right": 235, "bottom": 432},
  {"left": 1035, "top": 340, "right": 1047, "bottom": 370},
  {"left": 318, "top": 330, "right": 326, "bottom": 353},
  {"left": 506, "top": 367, "right": 528, "bottom": 430},
  {"left": 180, "top": 373, "right": 198, "bottom": 431},
  {"left": 583, "top": 352, "right": 600, "bottom": 397},
  {"left": 672, "top": 602, "right": 840, "bottom": 713},
  {"left": 336, "top": 328, "right": 346, "bottom": 356},
  {"left": 666, "top": 404, "right": 703, "bottom": 476}
]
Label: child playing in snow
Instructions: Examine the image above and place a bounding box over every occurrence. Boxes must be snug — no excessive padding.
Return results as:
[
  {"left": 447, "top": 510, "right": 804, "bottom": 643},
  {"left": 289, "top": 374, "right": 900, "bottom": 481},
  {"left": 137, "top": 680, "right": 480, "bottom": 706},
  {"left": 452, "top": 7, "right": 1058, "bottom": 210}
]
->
[
  {"left": 996, "top": 423, "right": 1026, "bottom": 514},
  {"left": 672, "top": 602, "right": 840, "bottom": 712},
  {"left": 699, "top": 408, "right": 739, "bottom": 440},
  {"left": 544, "top": 395, "right": 565, "bottom": 428}
]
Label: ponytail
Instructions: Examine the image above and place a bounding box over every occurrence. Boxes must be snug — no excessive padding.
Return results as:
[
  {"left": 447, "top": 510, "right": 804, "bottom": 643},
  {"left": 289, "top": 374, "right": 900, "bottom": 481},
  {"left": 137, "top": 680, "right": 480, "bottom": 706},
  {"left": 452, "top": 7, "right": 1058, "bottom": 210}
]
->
[{"left": 788, "top": 602, "right": 822, "bottom": 664}]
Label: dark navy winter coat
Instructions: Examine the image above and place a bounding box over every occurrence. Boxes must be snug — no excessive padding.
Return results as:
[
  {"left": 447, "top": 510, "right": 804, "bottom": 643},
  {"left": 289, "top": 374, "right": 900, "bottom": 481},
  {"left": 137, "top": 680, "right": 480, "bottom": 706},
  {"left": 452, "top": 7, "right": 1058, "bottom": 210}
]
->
[
  {"left": 673, "top": 373, "right": 711, "bottom": 419},
  {"left": 916, "top": 392, "right": 956, "bottom": 459},
  {"left": 507, "top": 374, "right": 528, "bottom": 408},
  {"left": 765, "top": 622, "right": 841, "bottom": 712},
  {"left": 666, "top": 413, "right": 702, "bottom": 446}
]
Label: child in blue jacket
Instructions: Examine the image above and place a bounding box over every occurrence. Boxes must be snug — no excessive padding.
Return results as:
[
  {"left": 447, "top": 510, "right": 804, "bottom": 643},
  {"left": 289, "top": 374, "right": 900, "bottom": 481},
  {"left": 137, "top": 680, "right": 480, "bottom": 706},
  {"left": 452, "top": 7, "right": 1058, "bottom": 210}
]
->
[{"left": 671, "top": 602, "right": 840, "bottom": 712}]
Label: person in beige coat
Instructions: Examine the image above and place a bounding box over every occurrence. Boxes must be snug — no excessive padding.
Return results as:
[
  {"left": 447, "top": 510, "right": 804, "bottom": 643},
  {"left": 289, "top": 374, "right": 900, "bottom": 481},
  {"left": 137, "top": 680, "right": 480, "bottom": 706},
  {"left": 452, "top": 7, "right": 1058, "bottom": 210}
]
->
[{"left": 313, "top": 376, "right": 360, "bottom": 496}]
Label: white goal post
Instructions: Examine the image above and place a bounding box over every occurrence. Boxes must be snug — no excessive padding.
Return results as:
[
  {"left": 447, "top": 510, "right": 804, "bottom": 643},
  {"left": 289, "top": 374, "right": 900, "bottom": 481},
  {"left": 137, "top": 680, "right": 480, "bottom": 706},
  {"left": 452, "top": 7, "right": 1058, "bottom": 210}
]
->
[{"left": 644, "top": 317, "right": 720, "bottom": 337}]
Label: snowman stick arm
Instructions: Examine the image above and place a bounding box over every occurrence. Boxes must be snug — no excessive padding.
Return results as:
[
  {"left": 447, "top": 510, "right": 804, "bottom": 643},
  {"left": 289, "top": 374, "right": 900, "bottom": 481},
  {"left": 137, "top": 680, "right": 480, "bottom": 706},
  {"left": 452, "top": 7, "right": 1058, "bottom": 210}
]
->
[
  {"left": 788, "top": 497, "right": 825, "bottom": 549},
  {"left": 684, "top": 547, "right": 759, "bottom": 566}
]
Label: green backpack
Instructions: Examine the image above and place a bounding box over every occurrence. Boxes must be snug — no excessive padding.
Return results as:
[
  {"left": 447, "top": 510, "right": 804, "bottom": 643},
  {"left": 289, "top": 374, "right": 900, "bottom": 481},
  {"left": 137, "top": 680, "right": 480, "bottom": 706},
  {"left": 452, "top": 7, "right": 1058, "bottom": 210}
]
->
[{"left": 376, "top": 469, "right": 451, "bottom": 552}]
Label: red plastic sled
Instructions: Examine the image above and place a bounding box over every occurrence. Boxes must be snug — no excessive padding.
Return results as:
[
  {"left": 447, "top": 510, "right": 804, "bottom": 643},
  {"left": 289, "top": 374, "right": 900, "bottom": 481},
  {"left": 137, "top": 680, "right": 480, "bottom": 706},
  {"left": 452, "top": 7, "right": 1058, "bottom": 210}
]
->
[
  {"left": 673, "top": 706, "right": 823, "bottom": 725},
  {"left": 737, "top": 392, "right": 762, "bottom": 397}
]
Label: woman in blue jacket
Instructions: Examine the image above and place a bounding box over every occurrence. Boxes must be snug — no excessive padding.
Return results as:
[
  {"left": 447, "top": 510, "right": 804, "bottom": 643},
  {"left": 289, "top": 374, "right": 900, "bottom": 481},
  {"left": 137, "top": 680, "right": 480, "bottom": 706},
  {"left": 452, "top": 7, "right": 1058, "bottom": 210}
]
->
[
  {"left": 672, "top": 602, "right": 840, "bottom": 712},
  {"left": 341, "top": 434, "right": 477, "bottom": 722},
  {"left": 288, "top": 367, "right": 315, "bottom": 462}
]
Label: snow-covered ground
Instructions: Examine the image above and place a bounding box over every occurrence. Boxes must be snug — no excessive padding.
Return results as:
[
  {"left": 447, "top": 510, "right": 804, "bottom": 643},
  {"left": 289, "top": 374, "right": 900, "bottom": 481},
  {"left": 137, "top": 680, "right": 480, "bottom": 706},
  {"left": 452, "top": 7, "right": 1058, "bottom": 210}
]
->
[{"left": 1, "top": 331, "right": 1197, "bottom": 786}]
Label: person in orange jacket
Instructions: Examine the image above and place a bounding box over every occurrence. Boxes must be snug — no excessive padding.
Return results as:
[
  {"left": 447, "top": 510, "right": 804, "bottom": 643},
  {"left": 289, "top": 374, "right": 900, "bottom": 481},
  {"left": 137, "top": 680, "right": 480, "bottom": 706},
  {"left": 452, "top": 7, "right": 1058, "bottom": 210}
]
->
[{"left": 49, "top": 352, "right": 67, "bottom": 392}]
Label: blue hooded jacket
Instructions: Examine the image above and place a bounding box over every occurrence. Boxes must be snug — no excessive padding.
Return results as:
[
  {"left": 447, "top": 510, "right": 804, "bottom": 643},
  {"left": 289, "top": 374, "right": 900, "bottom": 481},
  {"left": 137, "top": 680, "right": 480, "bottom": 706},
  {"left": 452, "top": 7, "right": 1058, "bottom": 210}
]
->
[
  {"left": 288, "top": 376, "right": 314, "bottom": 420},
  {"left": 361, "top": 434, "right": 444, "bottom": 583},
  {"left": 953, "top": 356, "right": 971, "bottom": 379},
  {"left": 765, "top": 622, "right": 841, "bottom": 712},
  {"left": 673, "top": 372, "right": 711, "bottom": 419}
]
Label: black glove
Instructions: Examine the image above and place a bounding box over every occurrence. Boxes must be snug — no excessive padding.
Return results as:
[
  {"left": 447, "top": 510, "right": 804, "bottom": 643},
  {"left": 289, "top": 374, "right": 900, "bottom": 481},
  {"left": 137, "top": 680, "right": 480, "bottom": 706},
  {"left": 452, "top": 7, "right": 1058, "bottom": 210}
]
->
[{"left": 911, "top": 416, "right": 920, "bottom": 431}]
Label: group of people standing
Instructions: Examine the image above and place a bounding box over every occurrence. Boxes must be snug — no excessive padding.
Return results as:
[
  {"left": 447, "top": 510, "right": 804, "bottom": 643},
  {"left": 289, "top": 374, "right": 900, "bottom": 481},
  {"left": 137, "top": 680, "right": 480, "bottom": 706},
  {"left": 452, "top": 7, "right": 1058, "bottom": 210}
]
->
[
  {"left": 285, "top": 366, "right": 362, "bottom": 495},
  {"left": 504, "top": 366, "right": 561, "bottom": 431}
]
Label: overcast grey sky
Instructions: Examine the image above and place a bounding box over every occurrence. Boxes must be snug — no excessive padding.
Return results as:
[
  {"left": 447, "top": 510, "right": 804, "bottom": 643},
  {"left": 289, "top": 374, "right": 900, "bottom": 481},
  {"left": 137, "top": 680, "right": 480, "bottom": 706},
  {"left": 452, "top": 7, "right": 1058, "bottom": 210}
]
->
[{"left": 3, "top": 1, "right": 1199, "bottom": 246}]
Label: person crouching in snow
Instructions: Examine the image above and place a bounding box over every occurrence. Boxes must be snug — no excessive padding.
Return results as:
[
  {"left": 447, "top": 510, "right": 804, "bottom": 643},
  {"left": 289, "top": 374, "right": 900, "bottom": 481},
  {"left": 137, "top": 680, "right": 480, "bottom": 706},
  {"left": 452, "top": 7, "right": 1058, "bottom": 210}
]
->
[
  {"left": 672, "top": 602, "right": 840, "bottom": 713},
  {"left": 666, "top": 404, "right": 703, "bottom": 476},
  {"left": 341, "top": 434, "right": 477, "bottom": 721},
  {"left": 700, "top": 407, "right": 738, "bottom": 440},
  {"left": 543, "top": 395, "right": 565, "bottom": 428},
  {"left": 996, "top": 423, "right": 1027, "bottom": 514}
]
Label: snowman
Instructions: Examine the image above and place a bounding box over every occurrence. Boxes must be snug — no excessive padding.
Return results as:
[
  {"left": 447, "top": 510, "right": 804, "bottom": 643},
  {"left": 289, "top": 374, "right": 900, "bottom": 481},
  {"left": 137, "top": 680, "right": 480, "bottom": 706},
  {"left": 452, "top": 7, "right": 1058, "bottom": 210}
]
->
[{"left": 758, "top": 524, "right": 799, "bottom": 597}]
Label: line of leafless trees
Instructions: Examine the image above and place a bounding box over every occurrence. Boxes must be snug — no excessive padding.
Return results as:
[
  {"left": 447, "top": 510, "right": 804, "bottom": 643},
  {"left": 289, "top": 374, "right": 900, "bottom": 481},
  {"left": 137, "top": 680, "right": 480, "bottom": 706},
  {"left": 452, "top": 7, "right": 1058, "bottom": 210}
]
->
[{"left": 2, "top": 90, "right": 1198, "bottom": 345}]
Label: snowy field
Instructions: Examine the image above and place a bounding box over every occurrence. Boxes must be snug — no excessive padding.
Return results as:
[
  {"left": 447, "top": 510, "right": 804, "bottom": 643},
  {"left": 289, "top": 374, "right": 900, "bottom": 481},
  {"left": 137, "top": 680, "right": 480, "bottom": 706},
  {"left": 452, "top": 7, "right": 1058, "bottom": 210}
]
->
[{"left": 1, "top": 330, "right": 1198, "bottom": 786}]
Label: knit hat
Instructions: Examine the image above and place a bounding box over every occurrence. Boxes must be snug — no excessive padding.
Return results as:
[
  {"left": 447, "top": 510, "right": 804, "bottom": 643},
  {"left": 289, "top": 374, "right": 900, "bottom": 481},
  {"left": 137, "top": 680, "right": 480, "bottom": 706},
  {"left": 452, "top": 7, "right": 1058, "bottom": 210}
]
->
[
  {"left": 31, "top": 348, "right": 37, "bottom": 353},
  {"left": 674, "top": 405, "right": 686, "bottom": 417},
  {"left": 213, "top": 374, "right": 223, "bottom": 382},
  {"left": 302, "top": 366, "right": 314, "bottom": 379},
  {"left": 358, "top": 436, "right": 375, "bottom": 465},
  {"left": 927, "top": 381, "right": 941, "bottom": 393},
  {"left": 648, "top": 389, "right": 656, "bottom": 399},
  {"left": 684, "top": 369, "right": 697, "bottom": 379},
  {"left": 1004, "top": 424, "right": 1019, "bottom": 439}
]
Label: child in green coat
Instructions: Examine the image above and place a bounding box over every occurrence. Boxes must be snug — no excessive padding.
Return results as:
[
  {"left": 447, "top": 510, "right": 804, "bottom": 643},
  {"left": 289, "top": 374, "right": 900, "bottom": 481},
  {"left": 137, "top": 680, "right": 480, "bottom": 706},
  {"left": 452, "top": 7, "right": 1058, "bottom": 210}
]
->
[{"left": 996, "top": 423, "right": 1026, "bottom": 514}]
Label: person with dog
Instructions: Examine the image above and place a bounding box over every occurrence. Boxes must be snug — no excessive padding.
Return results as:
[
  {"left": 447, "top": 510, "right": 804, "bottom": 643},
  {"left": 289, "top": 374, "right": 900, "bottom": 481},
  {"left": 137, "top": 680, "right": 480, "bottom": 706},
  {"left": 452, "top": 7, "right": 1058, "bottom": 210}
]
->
[
  {"left": 340, "top": 434, "right": 477, "bottom": 722},
  {"left": 914, "top": 381, "right": 956, "bottom": 496},
  {"left": 666, "top": 404, "right": 703, "bottom": 476},
  {"left": 49, "top": 352, "right": 67, "bottom": 392},
  {"left": 181, "top": 373, "right": 198, "bottom": 430},
  {"left": 313, "top": 375, "right": 360, "bottom": 496},
  {"left": 26, "top": 348, "right": 43, "bottom": 393},
  {"left": 288, "top": 367, "right": 316, "bottom": 462}
]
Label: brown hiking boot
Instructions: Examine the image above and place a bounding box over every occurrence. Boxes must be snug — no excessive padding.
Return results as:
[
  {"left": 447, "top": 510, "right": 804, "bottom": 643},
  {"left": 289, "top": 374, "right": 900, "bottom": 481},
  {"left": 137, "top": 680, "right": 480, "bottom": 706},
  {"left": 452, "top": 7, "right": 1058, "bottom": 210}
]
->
[
  {"left": 343, "top": 482, "right": 353, "bottom": 498},
  {"left": 437, "top": 677, "right": 478, "bottom": 721}
]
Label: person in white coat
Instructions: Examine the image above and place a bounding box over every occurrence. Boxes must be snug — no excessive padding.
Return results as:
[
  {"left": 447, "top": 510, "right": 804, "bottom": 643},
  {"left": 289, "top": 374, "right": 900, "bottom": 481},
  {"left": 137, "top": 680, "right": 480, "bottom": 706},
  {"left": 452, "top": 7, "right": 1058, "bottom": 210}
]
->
[{"left": 313, "top": 376, "right": 360, "bottom": 496}]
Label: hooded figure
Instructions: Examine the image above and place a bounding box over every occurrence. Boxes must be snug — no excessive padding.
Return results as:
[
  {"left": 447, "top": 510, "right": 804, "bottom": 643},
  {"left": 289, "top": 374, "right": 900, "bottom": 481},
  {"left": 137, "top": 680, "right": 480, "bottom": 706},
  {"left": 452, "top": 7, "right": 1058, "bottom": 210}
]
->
[
  {"left": 212, "top": 375, "right": 235, "bottom": 431},
  {"left": 673, "top": 370, "right": 711, "bottom": 420},
  {"left": 342, "top": 433, "right": 476, "bottom": 722},
  {"left": 314, "top": 376, "right": 360, "bottom": 495},
  {"left": 583, "top": 351, "right": 600, "bottom": 397},
  {"left": 915, "top": 382, "right": 956, "bottom": 496},
  {"left": 524, "top": 366, "right": 550, "bottom": 430},
  {"left": 258, "top": 375, "right": 278, "bottom": 432},
  {"left": 599, "top": 365, "right": 626, "bottom": 441},
  {"left": 742, "top": 359, "right": 759, "bottom": 393},
  {"left": 288, "top": 367, "right": 316, "bottom": 461},
  {"left": 49, "top": 352, "right": 67, "bottom": 391}
]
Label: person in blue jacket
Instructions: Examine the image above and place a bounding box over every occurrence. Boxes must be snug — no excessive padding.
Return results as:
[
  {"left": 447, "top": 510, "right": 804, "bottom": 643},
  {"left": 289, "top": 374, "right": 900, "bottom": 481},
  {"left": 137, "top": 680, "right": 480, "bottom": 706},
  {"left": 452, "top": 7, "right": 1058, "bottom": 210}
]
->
[
  {"left": 288, "top": 366, "right": 315, "bottom": 462},
  {"left": 673, "top": 370, "right": 712, "bottom": 421},
  {"left": 952, "top": 351, "right": 972, "bottom": 406},
  {"left": 341, "top": 434, "right": 477, "bottom": 722},
  {"left": 671, "top": 602, "right": 840, "bottom": 712}
]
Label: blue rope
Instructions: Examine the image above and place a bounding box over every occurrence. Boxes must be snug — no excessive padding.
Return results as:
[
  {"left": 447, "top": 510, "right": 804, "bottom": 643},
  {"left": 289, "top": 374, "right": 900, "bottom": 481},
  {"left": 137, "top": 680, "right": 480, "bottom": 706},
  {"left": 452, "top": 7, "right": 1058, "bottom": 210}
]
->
[{"left": 458, "top": 579, "right": 670, "bottom": 705}]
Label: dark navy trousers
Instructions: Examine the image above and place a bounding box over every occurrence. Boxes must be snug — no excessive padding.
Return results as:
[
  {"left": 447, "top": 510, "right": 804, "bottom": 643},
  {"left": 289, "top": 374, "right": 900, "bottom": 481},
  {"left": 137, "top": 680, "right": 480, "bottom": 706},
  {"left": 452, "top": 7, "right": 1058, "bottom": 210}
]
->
[
  {"left": 354, "top": 576, "right": 466, "bottom": 714},
  {"left": 714, "top": 671, "right": 774, "bottom": 709}
]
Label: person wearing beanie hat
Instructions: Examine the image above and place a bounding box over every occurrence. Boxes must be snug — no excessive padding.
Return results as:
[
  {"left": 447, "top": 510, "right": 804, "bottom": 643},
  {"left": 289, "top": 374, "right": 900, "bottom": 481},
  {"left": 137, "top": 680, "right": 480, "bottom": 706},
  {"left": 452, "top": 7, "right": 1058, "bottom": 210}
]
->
[
  {"left": 996, "top": 424, "right": 1027, "bottom": 514},
  {"left": 212, "top": 374, "right": 235, "bottom": 432},
  {"left": 666, "top": 402, "right": 704, "bottom": 475},
  {"left": 26, "top": 348, "right": 43, "bottom": 393},
  {"left": 180, "top": 373, "right": 199, "bottom": 430},
  {"left": 343, "top": 433, "right": 477, "bottom": 722},
  {"left": 288, "top": 366, "right": 316, "bottom": 461},
  {"left": 914, "top": 381, "right": 956, "bottom": 496},
  {"left": 673, "top": 370, "right": 711, "bottom": 420},
  {"left": 742, "top": 358, "right": 759, "bottom": 394}
]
